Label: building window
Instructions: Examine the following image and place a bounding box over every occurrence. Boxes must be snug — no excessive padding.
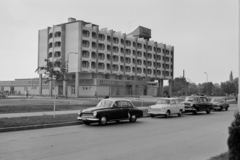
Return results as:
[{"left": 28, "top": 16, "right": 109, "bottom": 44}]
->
[
  {"left": 113, "top": 46, "right": 119, "bottom": 53},
  {"left": 137, "top": 43, "right": 142, "bottom": 49},
  {"left": 112, "top": 64, "right": 119, "bottom": 71},
  {"left": 157, "top": 55, "right": 161, "bottom": 61},
  {"left": 82, "top": 61, "right": 89, "bottom": 68},
  {"left": 48, "top": 52, "right": 52, "bottom": 58},
  {"left": 107, "top": 64, "right": 111, "bottom": 70},
  {"left": 98, "top": 43, "right": 105, "bottom": 50},
  {"left": 126, "top": 40, "right": 131, "bottom": 46},
  {"left": 82, "top": 40, "right": 90, "bottom": 48},
  {"left": 55, "top": 32, "right": 61, "bottom": 37},
  {"left": 107, "top": 45, "right": 111, "bottom": 52},
  {"left": 99, "top": 34, "right": 105, "bottom": 41},
  {"left": 107, "top": 35, "right": 111, "bottom": 42},
  {"left": 137, "top": 51, "right": 142, "bottom": 57},
  {"left": 121, "top": 39, "right": 124, "bottom": 45},
  {"left": 148, "top": 45, "right": 152, "bottom": 51},
  {"left": 98, "top": 53, "right": 105, "bottom": 60},
  {"left": 98, "top": 63, "right": 105, "bottom": 70},
  {"left": 91, "top": 52, "right": 96, "bottom": 59},
  {"left": 54, "top": 51, "right": 61, "bottom": 57},
  {"left": 71, "top": 86, "right": 75, "bottom": 94},
  {"left": 126, "top": 49, "right": 131, "bottom": 55},
  {"left": 92, "top": 32, "right": 97, "bottom": 39},
  {"left": 113, "top": 55, "right": 119, "bottom": 62},
  {"left": 91, "top": 62, "right": 96, "bottom": 69},
  {"left": 157, "top": 48, "right": 161, "bottom": 53},
  {"left": 49, "top": 43, "right": 53, "bottom": 48},
  {"left": 107, "top": 54, "right": 111, "bottom": 61},
  {"left": 82, "top": 50, "right": 90, "bottom": 58},
  {"left": 54, "top": 42, "right": 61, "bottom": 47},
  {"left": 92, "top": 42, "right": 97, "bottom": 49},
  {"left": 133, "top": 50, "right": 136, "bottom": 56},
  {"left": 113, "top": 37, "right": 119, "bottom": 44},
  {"left": 49, "top": 33, "right": 53, "bottom": 39},
  {"left": 82, "top": 30, "right": 90, "bottom": 37}
]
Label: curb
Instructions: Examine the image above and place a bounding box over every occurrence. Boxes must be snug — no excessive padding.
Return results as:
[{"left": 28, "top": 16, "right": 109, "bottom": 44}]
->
[{"left": 0, "top": 115, "right": 150, "bottom": 133}]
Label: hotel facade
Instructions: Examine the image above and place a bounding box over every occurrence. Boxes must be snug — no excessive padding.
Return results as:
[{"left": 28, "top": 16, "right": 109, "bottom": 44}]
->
[{"left": 0, "top": 18, "right": 174, "bottom": 97}]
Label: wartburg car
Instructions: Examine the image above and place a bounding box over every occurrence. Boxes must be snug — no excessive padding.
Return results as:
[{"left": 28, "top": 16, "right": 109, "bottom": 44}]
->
[
  {"left": 210, "top": 97, "right": 229, "bottom": 111},
  {"left": 182, "top": 96, "right": 212, "bottom": 114},
  {"left": 148, "top": 98, "right": 185, "bottom": 118},
  {"left": 77, "top": 98, "right": 143, "bottom": 125}
]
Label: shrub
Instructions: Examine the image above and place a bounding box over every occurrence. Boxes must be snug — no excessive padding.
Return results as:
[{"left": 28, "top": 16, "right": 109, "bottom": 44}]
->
[{"left": 227, "top": 110, "right": 240, "bottom": 160}]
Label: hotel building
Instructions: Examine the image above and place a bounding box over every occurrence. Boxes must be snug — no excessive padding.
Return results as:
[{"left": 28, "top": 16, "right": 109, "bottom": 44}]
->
[{"left": 0, "top": 18, "right": 174, "bottom": 97}]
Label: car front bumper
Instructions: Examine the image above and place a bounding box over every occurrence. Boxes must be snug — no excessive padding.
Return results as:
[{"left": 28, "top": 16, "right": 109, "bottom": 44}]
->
[
  {"left": 77, "top": 116, "right": 99, "bottom": 121},
  {"left": 148, "top": 111, "right": 167, "bottom": 115}
]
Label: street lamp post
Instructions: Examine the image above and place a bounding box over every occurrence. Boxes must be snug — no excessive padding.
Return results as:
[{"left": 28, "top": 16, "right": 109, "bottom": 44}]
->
[
  {"left": 204, "top": 72, "right": 208, "bottom": 83},
  {"left": 65, "top": 52, "right": 78, "bottom": 98}
]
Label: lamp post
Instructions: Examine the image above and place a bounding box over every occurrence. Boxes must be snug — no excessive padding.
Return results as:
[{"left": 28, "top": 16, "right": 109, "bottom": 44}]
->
[
  {"left": 204, "top": 72, "right": 208, "bottom": 83},
  {"left": 65, "top": 52, "right": 78, "bottom": 98}
]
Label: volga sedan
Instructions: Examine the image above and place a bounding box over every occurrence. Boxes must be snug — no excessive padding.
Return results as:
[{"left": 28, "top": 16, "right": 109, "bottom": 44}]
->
[
  {"left": 148, "top": 98, "right": 185, "bottom": 118},
  {"left": 77, "top": 98, "right": 143, "bottom": 125},
  {"left": 210, "top": 97, "right": 229, "bottom": 111}
]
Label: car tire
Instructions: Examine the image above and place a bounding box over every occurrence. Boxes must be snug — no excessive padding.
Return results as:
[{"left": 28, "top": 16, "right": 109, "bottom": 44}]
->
[
  {"left": 193, "top": 110, "right": 197, "bottom": 115},
  {"left": 206, "top": 108, "right": 211, "bottom": 114},
  {"left": 150, "top": 114, "right": 155, "bottom": 118},
  {"left": 219, "top": 106, "right": 223, "bottom": 111},
  {"left": 99, "top": 116, "right": 107, "bottom": 125},
  {"left": 165, "top": 111, "right": 170, "bottom": 118},
  {"left": 129, "top": 114, "right": 137, "bottom": 122},
  {"left": 178, "top": 110, "right": 182, "bottom": 117},
  {"left": 83, "top": 121, "right": 90, "bottom": 125},
  {"left": 225, "top": 107, "right": 228, "bottom": 111}
]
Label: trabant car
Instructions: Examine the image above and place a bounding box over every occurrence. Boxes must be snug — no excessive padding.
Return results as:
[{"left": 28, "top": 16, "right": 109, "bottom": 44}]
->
[
  {"left": 148, "top": 98, "right": 185, "bottom": 118},
  {"left": 182, "top": 96, "right": 212, "bottom": 114},
  {"left": 77, "top": 98, "right": 143, "bottom": 125},
  {"left": 209, "top": 97, "right": 229, "bottom": 111}
]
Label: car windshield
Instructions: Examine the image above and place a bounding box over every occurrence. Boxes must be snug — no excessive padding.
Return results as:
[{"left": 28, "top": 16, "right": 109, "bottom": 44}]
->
[
  {"left": 156, "top": 99, "right": 170, "bottom": 104},
  {"left": 211, "top": 98, "right": 222, "bottom": 102},
  {"left": 185, "top": 97, "right": 198, "bottom": 102},
  {"left": 96, "top": 99, "right": 113, "bottom": 108}
]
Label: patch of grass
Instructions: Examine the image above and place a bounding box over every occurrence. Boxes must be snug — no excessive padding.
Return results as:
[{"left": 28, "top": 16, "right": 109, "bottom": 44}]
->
[
  {"left": 208, "top": 152, "right": 229, "bottom": 160},
  {"left": 0, "top": 114, "right": 78, "bottom": 128}
]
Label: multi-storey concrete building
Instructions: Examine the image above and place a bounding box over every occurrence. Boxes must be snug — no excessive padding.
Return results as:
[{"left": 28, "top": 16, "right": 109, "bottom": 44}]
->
[{"left": 0, "top": 18, "right": 174, "bottom": 97}]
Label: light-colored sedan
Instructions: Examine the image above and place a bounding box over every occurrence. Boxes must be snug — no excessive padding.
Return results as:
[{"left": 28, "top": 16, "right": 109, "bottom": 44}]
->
[{"left": 148, "top": 98, "right": 185, "bottom": 118}]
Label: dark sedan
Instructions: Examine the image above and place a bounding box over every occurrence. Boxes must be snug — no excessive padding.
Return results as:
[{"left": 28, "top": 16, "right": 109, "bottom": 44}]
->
[
  {"left": 209, "top": 97, "right": 229, "bottom": 111},
  {"left": 77, "top": 98, "right": 143, "bottom": 125}
]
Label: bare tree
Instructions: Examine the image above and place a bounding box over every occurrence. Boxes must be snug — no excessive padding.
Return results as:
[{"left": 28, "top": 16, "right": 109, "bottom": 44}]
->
[{"left": 35, "top": 59, "right": 69, "bottom": 118}]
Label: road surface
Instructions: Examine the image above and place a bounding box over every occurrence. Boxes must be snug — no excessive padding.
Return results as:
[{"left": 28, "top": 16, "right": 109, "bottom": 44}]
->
[{"left": 0, "top": 104, "right": 237, "bottom": 160}]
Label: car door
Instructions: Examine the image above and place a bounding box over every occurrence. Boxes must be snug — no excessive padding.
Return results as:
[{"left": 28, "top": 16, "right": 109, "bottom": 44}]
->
[
  {"left": 109, "top": 101, "right": 123, "bottom": 120},
  {"left": 202, "top": 97, "right": 210, "bottom": 110},
  {"left": 120, "top": 101, "right": 133, "bottom": 119},
  {"left": 169, "top": 100, "right": 177, "bottom": 114}
]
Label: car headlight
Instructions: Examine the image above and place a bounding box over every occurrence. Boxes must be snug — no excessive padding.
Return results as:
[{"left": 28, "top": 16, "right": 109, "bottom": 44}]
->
[{"left": 93, "top": 111, "right": 97, "bottom": 117}]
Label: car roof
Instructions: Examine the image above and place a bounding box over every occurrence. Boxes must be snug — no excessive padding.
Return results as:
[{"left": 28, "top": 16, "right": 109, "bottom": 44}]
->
[
  {"left": 103, "top": 98, "right": 132, "bottom": 102},
  {"left": 157, "top": 98, "right": 179, "bottom": 100}
]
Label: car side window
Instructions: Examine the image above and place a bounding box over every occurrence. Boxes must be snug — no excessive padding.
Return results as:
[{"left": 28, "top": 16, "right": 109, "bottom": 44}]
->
[
  {"left": 121, "top": 101, "right": 133, "bottom": 108},
  {"left": 170, "top": 100, "right": 176, "bottom": 104},
  {"left": 113, "top": 101, "right": 121, "bottom": 108},
  {"left": 175, "top": 100, "right": 179, "bottom": 104}
]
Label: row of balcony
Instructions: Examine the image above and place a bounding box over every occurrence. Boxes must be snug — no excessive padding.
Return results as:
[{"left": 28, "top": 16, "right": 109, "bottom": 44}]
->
[
  {"left": 48, "top": 31, "right": 173, "bottom": 55},
  {"left": 82, "top": 61, "right": 171, "bottom": 75}
]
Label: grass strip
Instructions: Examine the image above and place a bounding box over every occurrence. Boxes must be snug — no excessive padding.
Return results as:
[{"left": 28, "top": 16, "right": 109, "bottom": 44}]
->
[
  {"left": 0, "top": 114, "right": 78, "bottom": 128},
  {"left": 0, "top": 101, "right": 155, "bottom": 114},
  {"left": 208, "top": 152, "right": 229, "bottom": 160}
]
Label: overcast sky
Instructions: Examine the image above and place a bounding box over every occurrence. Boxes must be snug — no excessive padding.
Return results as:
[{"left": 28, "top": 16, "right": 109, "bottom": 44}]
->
[{"left": 0, "top": 0, "right": 238, "bottom": 84}]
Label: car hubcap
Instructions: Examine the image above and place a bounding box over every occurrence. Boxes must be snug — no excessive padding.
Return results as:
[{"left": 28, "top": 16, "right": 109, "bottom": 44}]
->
[
  {"left": 132, "top": 115, "right": 136, "bottom": 121},
  {"left": 101, "top": 117, "right": 107, "bottom": 124}
]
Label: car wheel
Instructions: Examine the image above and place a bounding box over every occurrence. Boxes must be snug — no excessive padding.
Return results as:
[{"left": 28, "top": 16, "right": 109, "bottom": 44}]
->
[
  {"left": 206, "top": 108, "right": 211, "bottom": 114},
  {"left": 129, "top": 114, "right": 137, "bottom": 122},
  {"left": 150, "top": 114, "right": 155, "bottom": 118},
  {"left": 83, "top": 121, "right": 90, "bottom": 125},
  {"left": 178, "top": 110, "right": 182, "bottom": 117},
  {"left": 219, "top": 106, "right": 223, "bottom": 111},
  {"left": 225, "top": 107, "right": 228, "bottom": 111},
  {"left": 165, "top": 111, "right": 170, "bottom": 118},
  {"left": 193, "top": 110, "right": 197, "bottom": 115},
  {"left": 99, "top": 116, "right": 107, "bottom": 125}
]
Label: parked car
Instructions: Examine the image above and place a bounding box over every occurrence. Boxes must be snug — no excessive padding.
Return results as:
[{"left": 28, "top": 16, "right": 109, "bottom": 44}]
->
[
  {"left": 182, "top": 96, "right": 212, "bottom": 114},
  {"left": 77, "top": 98, "right": 143, "bottom": 125},
  {"left": 148, "top": 98, "right": 185, "bottom": 118},
  {"left": 209, "top": 97, "right": 229, "bottom": 111}
]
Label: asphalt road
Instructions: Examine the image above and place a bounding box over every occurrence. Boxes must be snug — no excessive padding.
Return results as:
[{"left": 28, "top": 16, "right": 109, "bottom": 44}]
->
[{"left": 0, "top": 104, "right": 237, "bottom": 160}]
